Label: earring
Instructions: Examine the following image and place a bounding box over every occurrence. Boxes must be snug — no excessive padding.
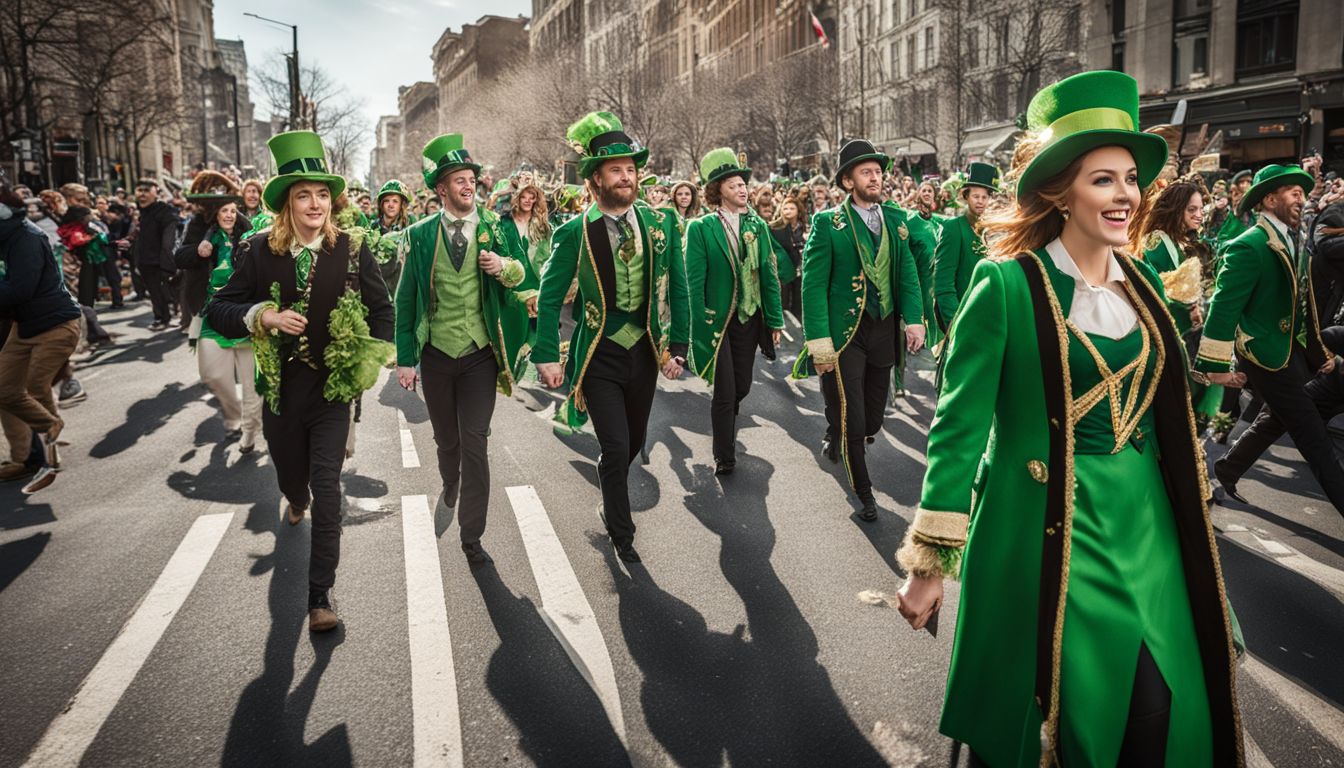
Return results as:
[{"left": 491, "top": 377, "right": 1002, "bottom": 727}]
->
[{"left": 1059, "top": 207, "right": 1070, "bottom": 220}]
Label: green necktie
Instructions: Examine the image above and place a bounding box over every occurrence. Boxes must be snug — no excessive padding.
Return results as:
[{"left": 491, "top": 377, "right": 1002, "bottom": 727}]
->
[
  {"left": 615, "top": 216, "right": 635, "bottom": 263},
  {"left": 448, "top": 219, "right": 468, "bottom": 271},
  {"left": 295, "top": 247, "right": 312, "bottom": 291}
]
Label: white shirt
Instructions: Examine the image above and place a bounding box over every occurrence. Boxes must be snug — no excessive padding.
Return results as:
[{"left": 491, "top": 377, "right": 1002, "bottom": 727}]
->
[
  {"left": 1045, "top": 237, "right": 1137, "bottom": 340},
  {"left": 288, "top": 233, "right": 324, "bottom": 258},
  {"left": 1260, "top": 211, "right": 1295, "bottom": 258},
  {"left": 441, "top": 207, "right": 479, "bottom": 245}
]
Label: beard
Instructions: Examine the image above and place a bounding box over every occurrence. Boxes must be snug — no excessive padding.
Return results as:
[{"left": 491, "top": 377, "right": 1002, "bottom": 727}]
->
[
  {"left": 851, "top": 183, "right": 884, "bottom": 205},
  {"left": 595, "top": 181, "right": 637, "bottom": 209}
]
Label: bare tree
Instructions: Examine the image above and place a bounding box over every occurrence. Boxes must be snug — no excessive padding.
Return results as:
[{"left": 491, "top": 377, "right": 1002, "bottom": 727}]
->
[
  {"left": 0, "top": 0, "right": 79, "bottom": 181},
  {"left": 255, "top": 54, "right": 362, "bottom": 137}
]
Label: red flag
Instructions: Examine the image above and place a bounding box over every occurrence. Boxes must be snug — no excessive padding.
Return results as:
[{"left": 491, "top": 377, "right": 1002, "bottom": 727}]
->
[{"left": 809, "top": 8, "right": 830, "bottom": 49}]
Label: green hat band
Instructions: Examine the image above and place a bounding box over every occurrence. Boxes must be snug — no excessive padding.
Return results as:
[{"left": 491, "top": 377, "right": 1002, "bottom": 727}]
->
[
  {"left": 1042, "top": 107, "right": 1134, "bottom": 143},
  {"left": 434, "top": 148, "right": 473, "bottom": 168},
  {"left": 705, "top": 162, "right": 740, "bottom": 181},
  {"left": 587, "top": 131, "right": 641, "bottom": 159},
  {"left": 277, "top": 156, "right": 330, "bottom": 175}
]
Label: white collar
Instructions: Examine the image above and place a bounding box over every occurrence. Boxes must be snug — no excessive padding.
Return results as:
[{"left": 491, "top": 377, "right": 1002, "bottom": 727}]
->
[
  {"left": 289, "top": 233, "right": 324, "bottom": 258},
  {"left": 443, "top": 207, "right": 478, "bottom": 226},
  {"left": 1045, "top": 237, "right": 1126, "bottom": 288},
  {"left": 1260, "top": 211, "right": 1294, "bottom": 253}
]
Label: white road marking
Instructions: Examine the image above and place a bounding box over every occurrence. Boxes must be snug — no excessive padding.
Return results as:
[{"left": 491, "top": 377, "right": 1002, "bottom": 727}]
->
[
  {"left": 505, "top": 485, "right": 627, "bottom": 747},
  {"left": 398, "top": 410, "right": 421, "bottom": 468},
  {"left": 23, "top": 512, "right": 233, "bottom": 768},
  {"left": 400, "top": 494, "right": 463, "bottom": 768},
  {"left": 1244, "top": 732, "right": 1274, "bottom": 768},
  {"left": 879, "top": 426, "right": 928, "bottom": 467},
  {"left": 1214, "top": 514, "right": 1344, "bottom": 599},
  {"left": 1242, "top": 654, "right": 1344, "bottom": 753}
]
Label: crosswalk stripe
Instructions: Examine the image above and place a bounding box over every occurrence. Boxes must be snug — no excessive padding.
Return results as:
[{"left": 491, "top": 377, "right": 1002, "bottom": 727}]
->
[
  {"left": 1215, "top": 517, "right": 1344, "bottom": 599},
  {"left": 400, "top": 494, "right": 463, "bottom": 768},
  {"left": 505, "top": 485, "right": 628, "bottom": 747},
  {"left": 1242, "top": 654, "right": 1344, "bottom": 754},
  {"left": 23, "top": 512, "right": 233, "bottom": 768},
  {"left": 398, "top": 410, "right": 421, "bottom": 468}
]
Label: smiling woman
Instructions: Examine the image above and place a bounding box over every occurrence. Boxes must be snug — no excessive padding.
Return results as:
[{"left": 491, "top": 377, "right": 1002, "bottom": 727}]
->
[{"left": 894, "top": 71, "right": 1243, "bottom": 768}]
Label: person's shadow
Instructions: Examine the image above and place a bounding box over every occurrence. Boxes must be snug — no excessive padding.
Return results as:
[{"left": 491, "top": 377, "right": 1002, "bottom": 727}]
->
[
  {"left": 604, "top": 440, "right": 888, "bottom": 766},
  {"left": 473, "top": 567, "right": 629, "bottom": 765},
  {"left": 91, "top": 381, "right": 207, "bottom": 458}
]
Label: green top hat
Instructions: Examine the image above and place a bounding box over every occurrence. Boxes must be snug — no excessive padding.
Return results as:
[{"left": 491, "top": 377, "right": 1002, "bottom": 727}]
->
[
  {"left": 964, "top": 162, "right": 1001, "bottom": 193},
  {"left": 422, "top": 134, "right": 482, "bottom": 188},
  {"left": 261, "top": 131, "right": 346, "bottom": 214},
  {"left": 834, "top": 139, "right": 890, "bottom": 187},
  {"left": 699, "top": 148, "right": 751, "bottom": 186},
  {"left": 1237, "top": 164, "right": 1315, "bottom": 216},
  {"left": 376, "top": 179, "right": 413, "bottom": 205},
  {"left": 1016, "top": 71, "right": 1167, "bottom": 197},
  {"left": 567, "top": 111, "right": 649, "bottom": 179}
]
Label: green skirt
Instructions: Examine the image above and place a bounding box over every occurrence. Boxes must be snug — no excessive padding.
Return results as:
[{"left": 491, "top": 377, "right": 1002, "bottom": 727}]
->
[{"left": 1059, "top": 444, "right": 1213, "bottom": 766}]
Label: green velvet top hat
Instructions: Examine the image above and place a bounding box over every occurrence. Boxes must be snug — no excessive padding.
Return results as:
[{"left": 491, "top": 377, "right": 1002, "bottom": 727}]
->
[
  {"left": 1237, "top": 164, "right": 1315, "bottom": 216},
  {"left": 964, "top": 162, "right": 1001, "bottom": 193},
  {"left": 1016, "top": 71, "right": 1167, "bottom": 197},
  {"left": 376, "top": 179, "right": 413, "bottom": 205},
  {"left": 422, "top": 134, "right": 481, "bottom": 188},
  {"left": 699, "top": 148, "right": 751, "bottom": 185},
  {"left": 567, "top": 111, "right": 648, "bottom": 179},
  {"left": 262, "top": 131, "right": 346, "bottom": 213},
  {"left": 833, "top": 139, "right": 890, "bottom": 187}
]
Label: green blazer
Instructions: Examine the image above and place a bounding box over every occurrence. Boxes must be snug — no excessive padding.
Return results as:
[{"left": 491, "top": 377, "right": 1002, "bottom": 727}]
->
[
  {"left": 1214, "top": 210, "right": 1251, "bottom": 255},
  {"left": 907, "top": 251, "right": 1239, "bottom": 766},
  {"left": 533, "top": 202, "right": 689, "bottom": 431},
  {"left": 1140, "top": 230, "right": 1196, "bottom": 336},
  {"left": 931, "top": 213, "right": 985, "bottom": 331},
  {"left": 795, "top": 199, "right": 924, "bottom": 373},
  {"left": 683, "top": 211, "right": 785, "bottom": 382},
  {"left": 393, "top": 207, "right": 537, "bottom": 393},
  {"left": 902, "top": 207, "right": 939, "bottom": 338},
  {"left": 1196, "top": 215, "right": 1328, "bottom": 373}
]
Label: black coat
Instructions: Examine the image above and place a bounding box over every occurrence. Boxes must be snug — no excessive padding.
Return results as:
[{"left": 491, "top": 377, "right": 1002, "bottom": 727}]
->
[
  {"left": 0, "top": 216, "right": 81, "bottom": 337},
  {"left": 1311, "top": 201, "right": 1344, "bottom": 325},
  {"left": 173, "top": 214, "right": 247, "bottom": 317},
  {"left": 132, "top": 201, "right": 179, "bottom": 271}
]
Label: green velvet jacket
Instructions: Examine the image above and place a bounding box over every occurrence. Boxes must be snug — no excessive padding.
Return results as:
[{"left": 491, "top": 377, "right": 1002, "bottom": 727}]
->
[
  {"left": 533, "top": 201, "right": 688, "bottom": 432},
  {"left": 683, "top": 210, "right": 784, "bottom": 382},
  {"left": 1140, "top": 230, "right": 1197, "bottom": 336},
  {"left": 1196, "top": 215, "right": 1328, "bottom": 373},
  {"left": 931, "top": 213, "right": 985, "bottom": 331},
  {"left": 794, "top": 199, "right": 924, "bottom": 374},
  {"left": 393, "top": 207, "right": 537, "bottom": 394},
  {"left": 902, "top": 250, "right": 1241, "bottom": 767}
]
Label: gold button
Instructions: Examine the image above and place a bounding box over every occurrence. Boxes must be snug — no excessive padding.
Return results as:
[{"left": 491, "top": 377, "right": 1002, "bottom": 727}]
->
[
  {"left": 1027, "top": 459, "right": 1048, "bottom": 484},
  {"left": 1279, "top": 318, "right": 1291, "bottom": 333}
]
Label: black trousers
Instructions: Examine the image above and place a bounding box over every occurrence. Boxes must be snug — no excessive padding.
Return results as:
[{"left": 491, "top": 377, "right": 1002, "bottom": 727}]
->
[
  {"left": 101, "top": 258, "right": 123, "bottom": 306},
  {"left": 779, "top": 280, "right": 802, "bottom": 321},
  {"left": 1221, "top": 347, "right": 1344, "bottom": 513},
  {"left": 261, "top": 361, "right": 351, "bottom": 595},
  {"left": 821, "top": 311, "right": 897, "bottom": 499},
  {"left": 77, "top": 261, "right": 100, "bottom": 308},
  {"left": 711, "top": 312, "right": 762, "bottom": 462},
  {"left": 584, "top": 335, "right": 658, "bottom": 547},
  {"left": 420, "top": 343, "right": 498, "bottom": 544},
  {"left": 138, "top": 263, "right": 174, "bottom": 323}
]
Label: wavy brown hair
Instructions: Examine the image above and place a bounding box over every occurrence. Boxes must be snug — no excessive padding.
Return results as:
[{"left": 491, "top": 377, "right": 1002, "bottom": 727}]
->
[
  {"left": 1130, "top": 176, "right": 1206, "bottom": 254},
  {"left": 268, "top": 183, "right": 338, "bottom": 255},
  {"left": 670, "top": 180, "right": 700, "bottom": 218}
]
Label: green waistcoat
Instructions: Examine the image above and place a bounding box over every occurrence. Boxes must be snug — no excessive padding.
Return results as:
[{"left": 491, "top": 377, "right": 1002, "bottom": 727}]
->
[
  {"left": 853, "top": 207, "right": 893, "bottom": 320},
  {"left": 429, "top": 223, "right": 491, "bottom": 358},
  {"left": 608, "top": 219, "right": 647, "bottom": 348}
]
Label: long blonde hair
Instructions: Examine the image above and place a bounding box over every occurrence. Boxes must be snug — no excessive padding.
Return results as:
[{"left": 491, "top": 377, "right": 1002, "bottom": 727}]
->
[
  {"left": 513, "top": 183, "right": 551, "bottom": 241},
  {"left": 268, "top": 183, "right": 338, "bottom": 254}
]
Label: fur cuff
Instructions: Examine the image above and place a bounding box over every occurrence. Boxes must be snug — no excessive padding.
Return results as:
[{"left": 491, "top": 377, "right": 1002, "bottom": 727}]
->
[
  {"left": 806, "top": 337, "right": 838, "bottom": 366},
  {"left": 497, "top": 258, "right": 525, "bottom": 289},
  {"left": 910, "top": 508, "right": 968, "bottom": 547},
  {"left": 896, "top": 531, "right": 955, "bottom": 579}
]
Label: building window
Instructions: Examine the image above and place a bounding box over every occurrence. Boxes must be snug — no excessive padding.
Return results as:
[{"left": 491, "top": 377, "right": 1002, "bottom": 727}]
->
[
  {"left": 1111, "top": 42, "right": 1125, "bottom": 70},
  {"left": 1235, "top": 0, "right": 1297, "bottom": 77},
  {"left": 908, "top": 0, "right": 916, "bottom": 20},
  {"left": 891, "top": 41, "right": 899, "bottom": 79},
  {"left": 924, "top": 27, "right": 936, "bottom": 69},
  {"left": 967, "top": 28, "right": 979, "bottom": 69},
  {"left": 1112, "top": 0, "right": 1126, "bottom": 36},
  {"left": 996, "top": 17, "right": 1009, "bottom": 65},
  {"left": 907, "top": 33, "right": 917, "bottom": 75}
]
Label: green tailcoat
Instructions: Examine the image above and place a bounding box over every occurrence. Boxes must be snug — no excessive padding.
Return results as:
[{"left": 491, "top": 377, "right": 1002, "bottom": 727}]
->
[
  {"left": 931, "top": 213, "right": 985, "bottom": 331},
  {"left": 901, "top": 207, "right": 939, "bottom": 343},
  {"left": 793, "top": 199, "right": 924, "bottom": 376},
  {"left": 1140, "top": 230, "right": 1197, "bottom": 336},
  {"left": 684, "top": 211, "right": 785, "bottom": 382},
  {"left": 1196, "top": 215, "right": 1328, "bottom": 373},
  {"left": 914, "top": 251, "right": 1241, "bottom": 767},
  {"left": 393, "top": 207, "right": 537, "bottom": 394},
  {"left": 533, "top": 202, "right": 688, "bottom": 432},
  {"left": 1215, "top": 210, "right": 1251, "bottom": 255}
]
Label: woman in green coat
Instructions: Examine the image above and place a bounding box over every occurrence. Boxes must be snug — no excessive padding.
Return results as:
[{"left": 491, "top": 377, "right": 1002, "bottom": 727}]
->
[{"left": 895, "top": 71, "right": 1242, "bottom": 767}]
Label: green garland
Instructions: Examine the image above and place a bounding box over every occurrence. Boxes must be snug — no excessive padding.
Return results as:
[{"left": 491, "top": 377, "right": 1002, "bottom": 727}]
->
[{"left": 323, "top": 289, "right": 395, "bottom": 403}]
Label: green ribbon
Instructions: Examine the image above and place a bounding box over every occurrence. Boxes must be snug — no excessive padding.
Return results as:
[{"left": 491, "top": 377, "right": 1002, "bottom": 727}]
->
[{"left": 1042, "top": 107, "right": 1135, "bottom": 143}]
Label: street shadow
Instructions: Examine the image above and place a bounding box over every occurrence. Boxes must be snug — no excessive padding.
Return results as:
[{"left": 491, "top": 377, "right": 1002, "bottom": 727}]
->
[
  {"left": 1218, "top": 538, "right": 1344, "bottom": 707},
  {"left": 0, "top": 503, "right": 55, "bottom": 531},
  {"left": 90, "top": 381, "right": 207, "bottom": 458},
  {"left": 0, "top": 531, "right": 50, "bottom": 593},
  {"left": 221, "top": 508, "right": 352, "bottom": 767},
  {"left": 83, "top": 329, "right": 186, "bottom": 367},
  {"left": 376, "top": 374, "right": 427, "bottom": 424},
  {"left": 473, "top": 567, "right": 629, "bottom": 766},
  {"left": 611, "top": 444, "right": 888, "bottom": 766}
]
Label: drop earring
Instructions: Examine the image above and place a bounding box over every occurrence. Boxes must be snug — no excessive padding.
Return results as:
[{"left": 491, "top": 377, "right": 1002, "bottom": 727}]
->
[{"left": 1059, "top": 207, "right": 1070, "bottom": 220}]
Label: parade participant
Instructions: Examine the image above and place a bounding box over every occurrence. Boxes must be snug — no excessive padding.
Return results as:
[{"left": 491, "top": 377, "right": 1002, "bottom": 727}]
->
[
  {"left": 669, "top": 180, "right": 700, "bottom": 221},
  {"left": 533, "top": 111, "right": 689, "bottom": 563},
  {"left": 931, "top": 162, "right": 1000, "bottom": 333},
  {"left": 795, "top": 138, "right": 926, "bottom": 521},
  {"left": 131, "top": 178, "right": 180, "bottom": 331},
  {"left": 175, "top": 172, "right": 248, "bottom": 346},
  {"left": 1215, "top": 169, "right": 1254, "bottom": 254},
  {"left": 373, "top": 179, "right": 414, "bottom": 294},
  {"left": 501, "top": 182, "right": 552, "bottom": 280},
  {"left": 646, "top": 182, "right": 669, "bottom": 209},
  {"left": 895, "top": 71, "right": 1241, "bottom": 767},
  {"left": 807, "top": 176, "right": 832, "bottom": 217},
  {"left": 394, "top": 133, "right": 536, "bottom": 565},
  {"left": 770, "top": 196, "right": 805, "bottom": 320},
  {"left": 1198, "top": 163, "right": 1344, "bottom": 515},
  {"left": 207, "top": 131, "right": 395, "bottom": 632},
  {"left": 56, "top": 206, "right": 114, "bottom": 309},
  {"left": 425, "top": 196, "right": 442, "bottom": 216},
  {"left": 240, "top": 179, "right": 264, "bottom": 221},
  {"left": 684, "top": 148, "right": 785, "bottom": 475}
]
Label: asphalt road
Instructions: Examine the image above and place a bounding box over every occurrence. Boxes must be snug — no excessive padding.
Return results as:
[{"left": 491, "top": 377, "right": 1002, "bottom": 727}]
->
[{"left": 2, "top": 301, "right": 1341, "bottom": 768}]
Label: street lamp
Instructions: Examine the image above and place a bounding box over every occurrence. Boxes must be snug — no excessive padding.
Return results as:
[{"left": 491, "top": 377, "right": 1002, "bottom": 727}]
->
[{"left": 244, "top": 12, "right": 299, "bottom": 130}]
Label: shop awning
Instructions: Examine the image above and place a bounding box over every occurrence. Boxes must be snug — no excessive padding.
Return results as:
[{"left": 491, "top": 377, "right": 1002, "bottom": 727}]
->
[{"left": 960, "top": 124, "right": 1019, "bottom": 159}]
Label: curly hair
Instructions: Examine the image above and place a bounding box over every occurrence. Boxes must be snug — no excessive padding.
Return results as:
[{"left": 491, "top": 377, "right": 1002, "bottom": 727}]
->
[{"left": 1130, "top": 175, "right": 1207, "bottom": 254}]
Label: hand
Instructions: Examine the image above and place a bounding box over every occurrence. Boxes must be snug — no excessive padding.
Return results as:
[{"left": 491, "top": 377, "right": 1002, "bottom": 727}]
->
[
  {"left": 478, "top": 249, "right": 503, "bottom": 276},
  {"left": 905, "top": 323, "right": 927, "bottom": 353},
  {"left": 1207, "top": 371, "right": 1247, "bottom": 388},
  {"left": 536, "top": 362, "right": 564, "bottom": 388},
  {"left": 814, "top": 362, "right": 835, "bottom": 374},
  {"left": 525, "top": 295, "right": 538, "bottom": 318},
  {"left": 1189, "top": 304, "right": 1204, "bottom": 329},
  {"left": 771, "top": 329, "right": 782, "bottom": 346},
  {"left": 1322, "top": 356, "right": 1337, "bottom": 375},
  {"left": 115, "top": 239, "right": 130, "bottom": 249},
  {"left": 196, "top": 240, "right": 213, "bottom": 258},
  {"left": 260, "top": 308, "right": 307, "bottom": 336},
  {"left": 661, "top": 356, "right": 684, "bottom": 380},
  {"left": 896, "top": 574, "right": 943, "bottom": 631},
  {"left": 396, "top": 366, "right": 419, "bottom": 391}
]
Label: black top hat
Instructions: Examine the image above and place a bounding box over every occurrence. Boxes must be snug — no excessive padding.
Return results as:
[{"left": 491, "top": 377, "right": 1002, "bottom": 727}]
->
[{"left": 834, "top": 139, "right": 891, "bottom": 187}]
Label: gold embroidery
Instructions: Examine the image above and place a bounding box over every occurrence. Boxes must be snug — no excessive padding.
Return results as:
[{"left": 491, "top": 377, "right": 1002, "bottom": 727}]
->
[{"left": 1027, "top": 459, "right": 1049, "bottom": 483}]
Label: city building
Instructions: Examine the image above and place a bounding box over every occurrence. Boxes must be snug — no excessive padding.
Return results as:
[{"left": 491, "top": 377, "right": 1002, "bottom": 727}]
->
[
  {"left": 432, "top": 15, "right": 530, "bottom": 132},
  {"left": 214, "top": 38, "right": 259, "bottom": 173}
]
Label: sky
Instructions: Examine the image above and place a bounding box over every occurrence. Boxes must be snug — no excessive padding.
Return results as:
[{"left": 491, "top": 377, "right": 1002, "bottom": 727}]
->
[{"left": 213, "top": 0, "right": 531, "bottom": 176}]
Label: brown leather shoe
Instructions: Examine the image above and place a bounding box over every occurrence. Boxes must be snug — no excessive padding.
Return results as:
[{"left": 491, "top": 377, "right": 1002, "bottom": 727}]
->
[
  {"left": 308, "top": 606, "right": 339, "bottom": 632},
  {"left": 0, "top": 462, "right": 35, "bottom": 482},
  {"left": 286, "top": 503, "right": 307, "bottom": 526}
]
